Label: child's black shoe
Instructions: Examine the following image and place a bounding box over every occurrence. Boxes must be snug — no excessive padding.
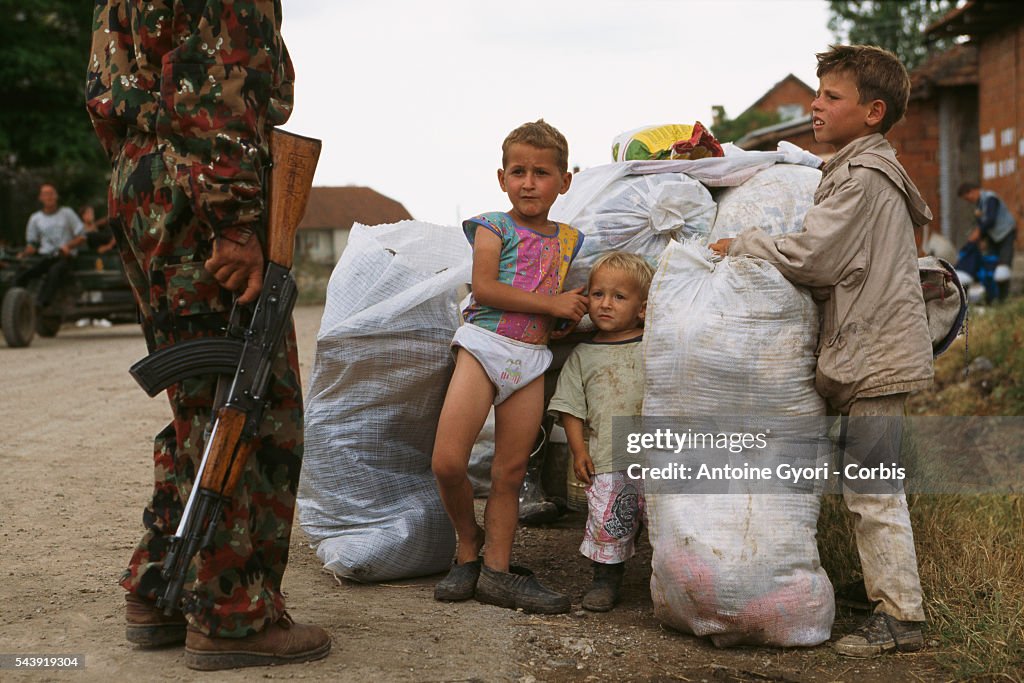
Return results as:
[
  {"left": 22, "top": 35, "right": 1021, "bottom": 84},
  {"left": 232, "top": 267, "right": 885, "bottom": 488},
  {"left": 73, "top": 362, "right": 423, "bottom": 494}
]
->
[
  {"left": 475, "top": 565, "right": 570, "bottom": 614},
  {"left": 581, "top": 561, "right": 624, "bottom": 612},
  {"left": 434, "top": 559, "right": 482, "bottom": 601}
]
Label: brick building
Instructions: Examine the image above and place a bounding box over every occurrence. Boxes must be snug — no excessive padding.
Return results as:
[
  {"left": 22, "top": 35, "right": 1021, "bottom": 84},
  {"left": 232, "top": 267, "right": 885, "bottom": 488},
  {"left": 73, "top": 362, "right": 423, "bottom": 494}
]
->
[
  {"left": 887, "top": 45, "right": 979, "bottom": 248},
  {"left": 734, "top": 74, "right": 836, "bottom": 159},
  {"left": 296, "top": 187, "right": 412, "bottom": 265},
  {"left": 740, "top": 73, "right": 817, "bottom": 122},
  {"left": 719, "top": 74, "right": 834, "bottom": 156},
  {"left": 929, "top": 0, "right": 1024, "bottom": 250}
]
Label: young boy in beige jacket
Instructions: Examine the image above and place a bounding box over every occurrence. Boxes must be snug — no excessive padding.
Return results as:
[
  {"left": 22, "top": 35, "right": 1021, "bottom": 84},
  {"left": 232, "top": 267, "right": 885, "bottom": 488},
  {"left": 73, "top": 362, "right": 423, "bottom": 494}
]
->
[{"left": 711, "top": 44, "right": 933, "bottom": 658}]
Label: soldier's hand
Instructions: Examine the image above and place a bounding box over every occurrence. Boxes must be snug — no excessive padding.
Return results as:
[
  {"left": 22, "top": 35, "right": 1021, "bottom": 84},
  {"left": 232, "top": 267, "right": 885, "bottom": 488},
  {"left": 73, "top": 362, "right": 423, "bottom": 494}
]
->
[{"left": 205, "top": 236, "right": 264, "bottom": 305}]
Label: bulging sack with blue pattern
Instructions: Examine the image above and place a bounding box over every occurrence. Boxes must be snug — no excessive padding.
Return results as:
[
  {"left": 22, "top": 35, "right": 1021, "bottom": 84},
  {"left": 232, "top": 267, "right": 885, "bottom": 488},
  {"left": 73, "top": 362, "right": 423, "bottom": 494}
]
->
[{"left": 298, "top": 220, "right": 470, "bottom": 581}]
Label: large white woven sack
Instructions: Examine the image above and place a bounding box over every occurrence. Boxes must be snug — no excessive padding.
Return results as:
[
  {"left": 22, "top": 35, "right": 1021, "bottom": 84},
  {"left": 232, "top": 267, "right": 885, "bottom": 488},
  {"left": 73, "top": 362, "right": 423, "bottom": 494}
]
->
[
  {"left": 550, "top": 168, "right": 717, "bottom": 290},
  {"left": 643, "top": 240, "right": 834, "bottom": 647},
  {"left": 709, "top": 163, "right": 822, "bottom": 241},
  {"left": 549, "top": 143, "right": 823, "bottom": 292},
  {"left": 298, "top": 221, "right": 471, "bottom": 581}
]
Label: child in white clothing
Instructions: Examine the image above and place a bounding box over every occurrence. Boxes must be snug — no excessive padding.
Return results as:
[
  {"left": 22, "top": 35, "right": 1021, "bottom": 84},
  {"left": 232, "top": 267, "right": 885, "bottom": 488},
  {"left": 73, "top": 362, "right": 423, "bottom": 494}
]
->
[{"left": 432, "top": 120, "right": 588, "bottom": 614}]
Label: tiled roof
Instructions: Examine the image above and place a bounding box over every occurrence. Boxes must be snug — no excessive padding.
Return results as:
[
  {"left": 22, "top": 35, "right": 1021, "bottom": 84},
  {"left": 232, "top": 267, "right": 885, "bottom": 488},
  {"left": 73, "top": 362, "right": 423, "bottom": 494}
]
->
[
  {"left": 927, "top": 0, "right": 1024, "bottom": 39},
  {"left": 298, "top": 186, "right": 413, "bottom": 230},
  {"left": 738, "top": 73, "right": 816, "bottom": 119},
  {"left": 909, "top": 44, "right": 977, "bottom": 100}
]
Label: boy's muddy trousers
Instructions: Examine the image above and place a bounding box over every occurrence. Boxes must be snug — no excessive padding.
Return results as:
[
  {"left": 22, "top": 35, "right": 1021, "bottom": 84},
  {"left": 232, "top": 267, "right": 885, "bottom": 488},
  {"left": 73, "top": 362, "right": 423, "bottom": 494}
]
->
[{"left": 842, "top": 393, "right": 925, "bottom": 623}]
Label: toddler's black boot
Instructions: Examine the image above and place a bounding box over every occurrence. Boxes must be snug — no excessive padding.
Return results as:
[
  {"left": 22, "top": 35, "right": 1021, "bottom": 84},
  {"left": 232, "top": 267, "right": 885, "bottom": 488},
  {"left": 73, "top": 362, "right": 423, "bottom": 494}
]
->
[{"left": 582, "top": 561, "right": 624, "bottom": 612}]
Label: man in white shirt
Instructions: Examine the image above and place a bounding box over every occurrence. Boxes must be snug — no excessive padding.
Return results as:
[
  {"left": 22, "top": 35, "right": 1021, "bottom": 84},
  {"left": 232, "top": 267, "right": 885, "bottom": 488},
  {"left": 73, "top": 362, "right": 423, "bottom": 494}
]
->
[{"left": 17, "top": 183, "right": 85, "bottom": 309}]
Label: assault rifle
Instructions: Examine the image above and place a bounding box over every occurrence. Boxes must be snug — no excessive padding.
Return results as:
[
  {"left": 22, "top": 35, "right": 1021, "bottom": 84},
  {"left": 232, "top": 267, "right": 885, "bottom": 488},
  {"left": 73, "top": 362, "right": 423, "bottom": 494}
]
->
[{"left": 128, "top": 129, "right": 321, "bottom": 615}]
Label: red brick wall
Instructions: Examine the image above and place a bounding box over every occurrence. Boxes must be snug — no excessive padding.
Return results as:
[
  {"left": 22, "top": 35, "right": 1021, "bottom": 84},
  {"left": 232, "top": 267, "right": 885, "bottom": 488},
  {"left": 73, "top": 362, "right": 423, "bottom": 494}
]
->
[
  {"left": 888, "top": 101, "right": 941, "bottom": 250},
  {"left": 754, "top": 78, "right": 815, "bottom": 119},
  {"left": 976, "top": 23, "right": 1023, "bottom": 248}
]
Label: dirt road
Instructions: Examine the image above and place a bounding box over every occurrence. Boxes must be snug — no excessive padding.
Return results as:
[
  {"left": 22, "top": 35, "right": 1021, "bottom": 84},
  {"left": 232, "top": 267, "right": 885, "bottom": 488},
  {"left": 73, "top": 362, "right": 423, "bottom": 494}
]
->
[{"left": 1, "top": 306, "right": 948, "bottom": 681}]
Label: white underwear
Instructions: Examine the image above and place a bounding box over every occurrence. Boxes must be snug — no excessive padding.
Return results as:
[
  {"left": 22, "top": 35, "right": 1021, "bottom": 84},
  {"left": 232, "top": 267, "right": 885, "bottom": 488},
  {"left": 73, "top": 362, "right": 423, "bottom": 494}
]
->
[{"left": 451, "top": 324, "right": 552, "bottom": 405}]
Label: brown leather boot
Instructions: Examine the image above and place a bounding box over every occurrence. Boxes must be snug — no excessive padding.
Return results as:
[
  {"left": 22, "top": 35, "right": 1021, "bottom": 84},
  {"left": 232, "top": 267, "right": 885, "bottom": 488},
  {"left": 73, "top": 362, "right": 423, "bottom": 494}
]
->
[
  {"left": 125, "top": 592, "right": 187, "bottom": 647},
  {"left": 184, "top": 613, "right": 331, "bottom": 671}
]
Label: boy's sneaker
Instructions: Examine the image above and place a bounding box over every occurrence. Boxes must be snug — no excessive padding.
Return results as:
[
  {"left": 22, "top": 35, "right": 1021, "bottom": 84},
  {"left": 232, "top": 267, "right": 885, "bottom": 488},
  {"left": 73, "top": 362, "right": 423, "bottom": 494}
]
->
[
  {"left": 434, "top": 559, "right": 482, "bottom": 601},
  {"left": 475, "top": 565, "right": 570, "bottom": 614},
  {"left": 582, "top": 561, "right": 624, "bottom": 612},
  {"left": 833, "top": 612, "right": 925, "bottom": 657}
]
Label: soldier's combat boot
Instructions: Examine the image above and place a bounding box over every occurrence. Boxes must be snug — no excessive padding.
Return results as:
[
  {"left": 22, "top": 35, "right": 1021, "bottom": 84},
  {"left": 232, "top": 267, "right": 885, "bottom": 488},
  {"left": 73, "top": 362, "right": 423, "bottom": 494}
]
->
[
  {"left": 582, "top": 561, "right": 625, "bottom": 612},
  {"left": 125, "top": 592, "right": 187, "bottom": 647},
  {"left": 184, "top": 613, "right": 331, "bottom": 670}
]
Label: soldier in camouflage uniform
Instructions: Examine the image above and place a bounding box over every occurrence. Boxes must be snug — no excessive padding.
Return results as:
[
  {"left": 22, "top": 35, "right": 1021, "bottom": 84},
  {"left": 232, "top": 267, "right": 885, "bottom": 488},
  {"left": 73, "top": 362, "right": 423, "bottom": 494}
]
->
[{"left": 86, "top": 0, "right": 330, "bottom": 670}]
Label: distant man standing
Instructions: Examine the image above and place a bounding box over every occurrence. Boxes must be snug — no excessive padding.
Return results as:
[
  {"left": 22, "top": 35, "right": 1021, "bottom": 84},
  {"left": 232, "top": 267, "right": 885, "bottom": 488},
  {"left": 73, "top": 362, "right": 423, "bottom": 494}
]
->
[
  {"left": 18, "top": 183, "right": 85, "bottom": 309},
  {"left": 958, "top": 182, "right": 1017, "bottom": 302}
]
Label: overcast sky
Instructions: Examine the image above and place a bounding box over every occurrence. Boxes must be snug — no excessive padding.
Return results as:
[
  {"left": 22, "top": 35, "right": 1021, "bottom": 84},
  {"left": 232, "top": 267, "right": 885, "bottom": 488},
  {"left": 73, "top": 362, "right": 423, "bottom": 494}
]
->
[{"left": 282, "top": 0, "right": 834, "bottom": 226}]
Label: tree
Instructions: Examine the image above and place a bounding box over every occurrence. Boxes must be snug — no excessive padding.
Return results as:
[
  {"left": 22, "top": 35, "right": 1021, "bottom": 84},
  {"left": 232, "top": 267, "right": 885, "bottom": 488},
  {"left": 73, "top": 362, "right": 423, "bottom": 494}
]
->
[
  {"left": 0, "top": 1, "right": 108, "bottom": 245},
  {"left": 827, "top": 0, "right": 960, "bottom": 72},
  {"left": 710, "top": 106, "right": 782, "bottom": 145}
]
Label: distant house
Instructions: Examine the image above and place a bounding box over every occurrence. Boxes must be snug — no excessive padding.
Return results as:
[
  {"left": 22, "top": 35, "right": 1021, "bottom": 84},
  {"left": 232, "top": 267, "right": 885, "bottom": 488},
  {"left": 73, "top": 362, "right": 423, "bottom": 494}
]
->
[
  {"left": 296, "top": 186, "right": 413, "bottom": 265},
  {"left": 928, "top": 0, "right": 1024, "bottom": 251},
  {"left": 735, "top": 114, "right": 831, "bottom": 159},
  {"left": 733, "top": 74, "right": 833, "bottom": 157},
  {"left": 740, "top": 73, "right": 817, "bottom": 122}
]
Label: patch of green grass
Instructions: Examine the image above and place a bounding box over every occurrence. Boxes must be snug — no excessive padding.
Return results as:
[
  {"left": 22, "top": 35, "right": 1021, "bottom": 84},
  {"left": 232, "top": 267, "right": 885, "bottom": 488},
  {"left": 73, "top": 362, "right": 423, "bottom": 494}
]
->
[
  {"left": 914, "top": 494, "right": 1024, "bottom": 680},
  {"left": 819, "top": 494, "right": 1024, "bottom": 680},
  {"left": 911, "top": 297, "right": 1024, "bottom": 416},
  {"left": 819, "top": 297, "right": 1024, "bottom": 680}
]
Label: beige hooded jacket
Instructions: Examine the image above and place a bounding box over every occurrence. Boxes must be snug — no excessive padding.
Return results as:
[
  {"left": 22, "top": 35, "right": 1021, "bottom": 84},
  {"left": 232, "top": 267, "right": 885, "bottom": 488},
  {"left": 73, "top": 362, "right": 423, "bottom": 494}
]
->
[{"left": 730, "top": 133, "right": 934, "bottom": 413}]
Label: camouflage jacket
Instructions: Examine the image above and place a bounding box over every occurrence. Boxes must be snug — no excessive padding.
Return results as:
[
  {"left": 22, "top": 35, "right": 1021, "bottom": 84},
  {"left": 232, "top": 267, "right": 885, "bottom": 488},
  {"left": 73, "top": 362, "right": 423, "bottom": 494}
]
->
[{"left": 86, "top": 0, "right": 294, "bottom": 242}]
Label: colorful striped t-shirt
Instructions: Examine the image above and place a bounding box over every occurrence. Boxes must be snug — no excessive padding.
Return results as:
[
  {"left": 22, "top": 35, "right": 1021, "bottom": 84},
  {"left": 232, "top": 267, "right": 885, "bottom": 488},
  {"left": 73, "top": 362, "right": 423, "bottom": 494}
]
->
[{"left": 462, "top": 212, "right": 584, "bottom": 344}]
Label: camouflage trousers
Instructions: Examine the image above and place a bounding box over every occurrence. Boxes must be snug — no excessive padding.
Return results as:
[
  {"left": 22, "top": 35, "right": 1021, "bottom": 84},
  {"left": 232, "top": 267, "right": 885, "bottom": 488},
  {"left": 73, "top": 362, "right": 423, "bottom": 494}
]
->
[{"left": 108, "top": 132, "right": 304, "bottom": 638}]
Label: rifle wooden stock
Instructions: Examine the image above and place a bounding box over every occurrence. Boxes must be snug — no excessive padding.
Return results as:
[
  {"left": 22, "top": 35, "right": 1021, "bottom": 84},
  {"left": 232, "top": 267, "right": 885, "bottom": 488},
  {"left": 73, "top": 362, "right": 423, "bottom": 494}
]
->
[
  {"left": 265, "top": 130, "right": 321, "bottom": 268},
  {"left": 197, "top": 407, "right": 254, "bottom": 496}
]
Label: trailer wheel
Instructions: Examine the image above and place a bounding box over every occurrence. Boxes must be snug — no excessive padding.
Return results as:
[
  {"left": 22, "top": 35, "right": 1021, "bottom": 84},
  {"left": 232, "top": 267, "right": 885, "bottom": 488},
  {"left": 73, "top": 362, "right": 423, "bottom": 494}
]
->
[{"left": 2, "top": 286, "right": 36, "bottom": 348}]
